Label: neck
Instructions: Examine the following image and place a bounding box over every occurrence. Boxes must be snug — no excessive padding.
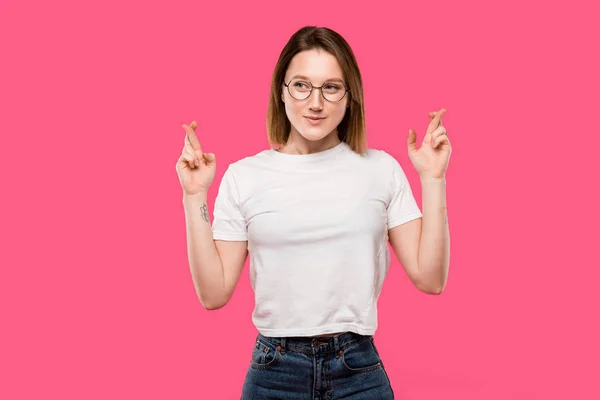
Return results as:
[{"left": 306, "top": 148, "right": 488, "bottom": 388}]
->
[{"left": 278, "top": 130, "right": 342, "bottom": 155}]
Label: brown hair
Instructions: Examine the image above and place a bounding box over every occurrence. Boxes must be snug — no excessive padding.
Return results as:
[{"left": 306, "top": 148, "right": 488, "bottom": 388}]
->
[{"left": 266, "top": 26, "right": 367, "bottom": 155}]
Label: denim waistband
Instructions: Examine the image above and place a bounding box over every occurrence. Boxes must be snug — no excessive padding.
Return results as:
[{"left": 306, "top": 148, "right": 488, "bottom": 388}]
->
[{"left": 256, "top": 331, "right": 372, "bottom": 356}]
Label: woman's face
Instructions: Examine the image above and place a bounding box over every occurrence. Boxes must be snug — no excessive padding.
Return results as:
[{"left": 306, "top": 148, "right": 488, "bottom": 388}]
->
[{"left": 281, "top": 49, "right": 349, "bottom": 142}]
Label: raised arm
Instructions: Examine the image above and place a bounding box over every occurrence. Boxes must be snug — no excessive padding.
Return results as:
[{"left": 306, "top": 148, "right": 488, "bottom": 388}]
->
[
  {"left": 388, "top": 108, "right": 452, "bottom": 295},
  {"left": 177, "top": 121, "right": 248, "bottom": 310}
]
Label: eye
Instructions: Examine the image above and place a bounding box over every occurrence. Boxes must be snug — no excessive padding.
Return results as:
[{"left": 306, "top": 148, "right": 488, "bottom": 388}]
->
[{"left": 293, "top": 81, "right": 309, "bottom": 89}]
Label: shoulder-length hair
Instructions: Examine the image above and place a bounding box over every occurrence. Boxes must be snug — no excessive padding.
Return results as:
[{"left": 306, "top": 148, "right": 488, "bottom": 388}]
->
[{"left": 266, "top": 26, "right": 367, "bottom": 155}]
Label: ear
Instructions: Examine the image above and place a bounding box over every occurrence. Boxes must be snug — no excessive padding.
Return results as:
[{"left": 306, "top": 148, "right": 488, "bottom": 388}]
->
[{"left": 281, "top": 81, "right": 288, "bottom": 103}]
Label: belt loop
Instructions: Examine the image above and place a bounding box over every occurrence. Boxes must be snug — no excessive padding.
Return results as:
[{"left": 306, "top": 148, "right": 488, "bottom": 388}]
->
[
  {"left": 333, "top": 335, "right": 340, "bottom": 352},
  {"left": 280, "top": 337, "right": 286, "bottom": 353}
]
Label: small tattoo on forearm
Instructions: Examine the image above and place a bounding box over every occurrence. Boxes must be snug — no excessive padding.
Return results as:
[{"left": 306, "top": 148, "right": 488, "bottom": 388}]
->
[{"left": 200, "top": 203, "right": 209, "bottom": 223}]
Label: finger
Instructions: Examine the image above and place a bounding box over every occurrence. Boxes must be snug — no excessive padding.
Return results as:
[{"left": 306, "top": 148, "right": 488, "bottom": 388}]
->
[
  {"left": 430, "top": 126, "right": 447, "bottom": 142},
  {"left": 202, "top": 152, "right": 216, "bottom": 166},
  {"left": 428, "top": 108, "right": 445, "bottom": 126},
  {"left": 427, "top": 108, "right": 446, "bottom": 135},
  {"left": 180, "top": 151, "right": 199, "bottom": 169},
  {"left": 407, "top": 129, "right": 418, "bottom": 152},
  {"left": 433, "top": 134, "right": 450, "bottom": 149},
  {"left": 184, "top": 121, "right": 201, "bottom": 151},
  {"left": 183, "top": 134, "right": 202, "bottom": 159},
  {"left": 182, "top": 127, "right": 198, "bottom": 151},
  {"left": 183, "top": 149, "right": 201, "bottom": 166},
  {"left": 428, "top": 112, "right": 444, "bottom": 127},
  {"left": 182, "top": 122, "right": 203, "bottom": 154}
]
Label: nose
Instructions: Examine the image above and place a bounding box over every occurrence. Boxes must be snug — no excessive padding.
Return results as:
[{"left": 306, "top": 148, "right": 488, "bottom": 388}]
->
[{"left": 308, "top": 87, "right": 324, "bottom": 110}]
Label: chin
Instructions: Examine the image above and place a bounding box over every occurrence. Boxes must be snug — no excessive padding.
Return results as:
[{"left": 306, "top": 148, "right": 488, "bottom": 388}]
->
[
  {"left": 297, "top": 129, "right": 331, "bottom": 141},
  {"left": 295, "top": 120, "right": 338, "bottom": 141}
]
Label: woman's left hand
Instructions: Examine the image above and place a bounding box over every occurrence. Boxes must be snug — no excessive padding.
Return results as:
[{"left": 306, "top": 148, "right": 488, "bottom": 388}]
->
[{"left": 407, "top": 108, "right": 452, "bottom": 180}]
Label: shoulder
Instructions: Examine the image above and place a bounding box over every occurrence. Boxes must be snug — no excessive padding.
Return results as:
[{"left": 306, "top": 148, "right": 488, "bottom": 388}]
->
[
  {"left": 365, "top": 147, "right": 391, "bottom": 160},
  {"left": 363, "top": 147, "right": 402, "bottom": 170},
  {"left": 223, "top": 149, "right": 273, "bottom": 174},
  {"left": 218, "top": 149, "right": 275, "bottom": 195},
  {"left": 363, "top": 148, "right": 413, "bottom": 187}
]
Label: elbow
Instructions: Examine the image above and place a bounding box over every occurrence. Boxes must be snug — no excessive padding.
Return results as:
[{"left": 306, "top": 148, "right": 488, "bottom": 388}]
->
[
  {"left": 415, "top": 278, "right": 447, "bottom": 295},
  {"left": 194, "top": 282, "right": 230, "bottom": 310},
  {"left": 415, "top": 265, "right": 448, "bottom": 295},
  {"left": 418, "top": 285, "right": 445, "bottom": 295},
  {"left": 424, "top": 286, "right": 445, "bottom": 295},
  {"left": 199, "top": 294, "right": 229, "bottom": 310},
  {"left": 420, "top": 287, "right": 444, "bottom": 296},
  {"left": 200, "top": 298, "right": 226, "bottom": 310},
  {"left": 203, "top": 303, "right": 225, "bottom": 310}
]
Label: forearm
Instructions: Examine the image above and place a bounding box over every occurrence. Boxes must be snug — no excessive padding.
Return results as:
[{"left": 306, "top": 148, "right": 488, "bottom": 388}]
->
[
  {"left": 182, "top": 192, "right": 225, "bottom": 307},
  {"left": 417, "top": 177, "right": 450, "bottom": 292}
]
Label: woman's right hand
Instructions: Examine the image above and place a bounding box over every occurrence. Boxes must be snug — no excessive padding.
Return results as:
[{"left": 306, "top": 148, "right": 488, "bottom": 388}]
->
[{"left": 176, "top": 121, "right": 216, "bottom": 196}]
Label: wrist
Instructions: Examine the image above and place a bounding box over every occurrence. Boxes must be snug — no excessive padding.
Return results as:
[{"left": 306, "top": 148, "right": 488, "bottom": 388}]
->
[
  {"left": 182, "top": 191, "right": 208, "bottom": 203},
  {"left": 419, "top": 175, "right": 446, "bottom": 184}
]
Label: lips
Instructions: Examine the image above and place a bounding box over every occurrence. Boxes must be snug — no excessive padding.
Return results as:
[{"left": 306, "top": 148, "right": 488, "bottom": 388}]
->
[
  {"left": 304, "top": 116, "right": 325, "bottom": 125},
  {"left": 304, "top": 116, "right": 325, "bottom": 120}
]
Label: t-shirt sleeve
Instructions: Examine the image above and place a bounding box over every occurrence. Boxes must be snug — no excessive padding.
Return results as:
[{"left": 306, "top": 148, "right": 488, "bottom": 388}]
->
[
  {"left": 384, "top": 152, "right": 423, "bottom": 230},
  {"left": 211, "top": 165, "right": 248, "bottom": 241}
]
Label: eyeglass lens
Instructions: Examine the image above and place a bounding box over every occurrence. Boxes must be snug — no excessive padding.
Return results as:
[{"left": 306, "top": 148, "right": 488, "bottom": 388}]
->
[{"left": 287, "top": 79, "right": 346, "bottom": 102}]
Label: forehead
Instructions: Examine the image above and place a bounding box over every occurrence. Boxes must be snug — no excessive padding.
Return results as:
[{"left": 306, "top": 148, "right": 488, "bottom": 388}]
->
[{"left": 285, "top": 49, "right": 344, "bottom": 82}]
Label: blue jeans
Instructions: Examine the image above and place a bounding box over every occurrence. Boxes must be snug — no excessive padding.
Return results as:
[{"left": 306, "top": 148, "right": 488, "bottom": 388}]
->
[{"left": 241, "top": 331, "right": 395, "bottom": 399}]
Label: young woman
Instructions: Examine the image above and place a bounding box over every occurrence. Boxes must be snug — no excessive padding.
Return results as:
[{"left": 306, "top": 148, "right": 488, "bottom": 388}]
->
[{"left": 176, "top": 26, "right": 451, "bottom": 400}]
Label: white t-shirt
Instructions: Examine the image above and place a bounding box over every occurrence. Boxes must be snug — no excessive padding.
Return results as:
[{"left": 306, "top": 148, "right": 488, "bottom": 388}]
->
[{"left": 211, "top": 141, "right": 422, "bottom": 337}]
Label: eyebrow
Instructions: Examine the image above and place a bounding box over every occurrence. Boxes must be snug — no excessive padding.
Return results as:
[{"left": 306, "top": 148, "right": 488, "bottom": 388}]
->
[{"left": 290, "top": 75, "right": 345, "bottom": 83}]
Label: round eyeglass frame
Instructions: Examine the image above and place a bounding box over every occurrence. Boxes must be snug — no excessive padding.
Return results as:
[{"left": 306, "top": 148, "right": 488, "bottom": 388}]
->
[{"left": 283, "top": 79, "right": 350, "bottom": 102}]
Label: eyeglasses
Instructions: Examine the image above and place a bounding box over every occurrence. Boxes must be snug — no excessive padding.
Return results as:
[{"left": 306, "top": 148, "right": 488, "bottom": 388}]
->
[{"left": 283, "top": 78, "right": 349, "bottom": 102}]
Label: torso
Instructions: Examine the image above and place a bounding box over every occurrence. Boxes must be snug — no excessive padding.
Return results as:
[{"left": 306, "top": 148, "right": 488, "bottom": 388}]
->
[{"left": 213, "top": 143, "right": 421, "bottom": 338}]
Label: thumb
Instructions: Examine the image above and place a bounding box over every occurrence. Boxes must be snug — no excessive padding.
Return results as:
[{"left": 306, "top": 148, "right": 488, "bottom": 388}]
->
[
  {"left": 407, "top": 129, "right": 417, "bottom": 152},
  {"left": 202, "top": 152, "right": 216, "bottom": 165}
]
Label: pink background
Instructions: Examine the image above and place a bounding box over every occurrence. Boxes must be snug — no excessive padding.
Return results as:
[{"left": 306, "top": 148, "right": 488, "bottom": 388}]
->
[{"left": 1, "top": 0, "right": 599, "bottom": 398}]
